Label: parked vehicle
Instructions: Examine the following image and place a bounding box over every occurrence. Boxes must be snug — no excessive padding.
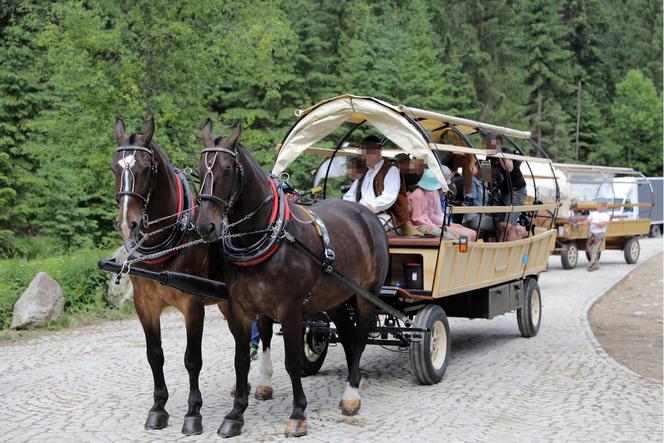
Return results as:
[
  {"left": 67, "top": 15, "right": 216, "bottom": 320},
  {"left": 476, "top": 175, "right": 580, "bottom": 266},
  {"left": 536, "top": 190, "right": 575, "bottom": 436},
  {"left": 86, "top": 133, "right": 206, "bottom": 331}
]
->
[{"left": 522, "top": 162, "right": 652, "bottom": 269}]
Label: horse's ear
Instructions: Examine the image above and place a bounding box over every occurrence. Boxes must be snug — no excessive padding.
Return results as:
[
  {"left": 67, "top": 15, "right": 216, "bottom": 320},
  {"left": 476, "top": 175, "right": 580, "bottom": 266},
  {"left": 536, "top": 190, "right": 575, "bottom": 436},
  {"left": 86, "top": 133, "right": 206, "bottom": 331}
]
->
[
  {"left": 228, "top": 121, "right": 242, "bottom": 147},
  {"left": 202, "top": 118, "right": 214, "bottom": 147},
  {"left": 142, "top": 117, "right": 155, "bottom": 145},
  {"left": 115, "top": 118, "right": 128, "bottom": 144}
]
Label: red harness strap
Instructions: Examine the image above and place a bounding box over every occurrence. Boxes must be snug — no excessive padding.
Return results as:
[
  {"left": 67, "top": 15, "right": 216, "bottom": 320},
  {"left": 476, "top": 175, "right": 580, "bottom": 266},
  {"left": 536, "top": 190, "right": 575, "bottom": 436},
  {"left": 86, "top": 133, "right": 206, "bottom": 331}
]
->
[
  {"left": 143, "top": 171, "right": 185, "bottom": 265},
  {"left": 234, "top": 179, "right": 290, "bottom": 267}
]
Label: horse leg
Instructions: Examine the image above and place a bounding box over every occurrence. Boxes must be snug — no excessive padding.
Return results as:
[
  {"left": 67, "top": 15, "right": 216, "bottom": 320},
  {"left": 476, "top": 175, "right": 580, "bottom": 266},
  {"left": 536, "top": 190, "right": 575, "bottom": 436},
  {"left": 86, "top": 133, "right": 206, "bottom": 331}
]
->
[
  {"left": 340, "top": 296, "right": 374, "bottom": 416},
  {"left": 327, "top": 304, "right": 359, "bottom": 412},
  {"left": 134, "top": 295, "right": 169, "bottom": 430},
  {"left": 282, "top": 312, "right": 308, "bottom": 437},
  {"left": 217, "top": 306, "right": 253, "bottom": 438},
  {"left": 181, "top": 301, "right": 205, "bottom": 435},
  {"left": 255, "top": 315, "right": 275, "bottom": 400}
]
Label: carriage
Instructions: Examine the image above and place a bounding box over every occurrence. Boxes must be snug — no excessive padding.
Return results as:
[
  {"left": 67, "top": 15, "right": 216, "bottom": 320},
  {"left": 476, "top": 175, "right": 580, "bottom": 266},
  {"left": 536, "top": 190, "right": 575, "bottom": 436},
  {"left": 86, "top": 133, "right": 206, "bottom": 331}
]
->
[
  {"left": 271, "top": 95, "right": 559, "bottom": 384},
  {"left": 521, "top": 162, "right": 653, "bottom": 269}
]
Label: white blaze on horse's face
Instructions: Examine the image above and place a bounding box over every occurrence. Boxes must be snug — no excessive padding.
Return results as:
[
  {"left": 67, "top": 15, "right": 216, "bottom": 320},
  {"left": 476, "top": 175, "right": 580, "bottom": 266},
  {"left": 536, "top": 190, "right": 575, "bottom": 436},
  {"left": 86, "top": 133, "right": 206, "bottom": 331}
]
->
[{"left": 118, "top": 154, "right": 136, "bottom": 241}]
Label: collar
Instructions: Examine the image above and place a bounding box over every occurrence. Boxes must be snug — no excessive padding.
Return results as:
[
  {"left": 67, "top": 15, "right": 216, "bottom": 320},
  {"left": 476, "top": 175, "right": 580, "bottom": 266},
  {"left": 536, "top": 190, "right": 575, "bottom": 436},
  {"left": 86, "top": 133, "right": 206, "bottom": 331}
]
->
[{"left": 368, "top": 159, "right": 384, "bottom": 172}]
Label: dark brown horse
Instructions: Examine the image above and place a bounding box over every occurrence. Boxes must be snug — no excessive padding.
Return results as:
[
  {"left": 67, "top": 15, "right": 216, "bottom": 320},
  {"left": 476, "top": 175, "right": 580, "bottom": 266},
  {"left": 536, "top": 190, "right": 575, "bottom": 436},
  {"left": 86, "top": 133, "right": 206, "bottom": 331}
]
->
[
  {"left": 110, "top": 118, "right": 276, "bottom": 435},
  {"left": 195, "top": 121, "right": 389, "bottom": 438}
]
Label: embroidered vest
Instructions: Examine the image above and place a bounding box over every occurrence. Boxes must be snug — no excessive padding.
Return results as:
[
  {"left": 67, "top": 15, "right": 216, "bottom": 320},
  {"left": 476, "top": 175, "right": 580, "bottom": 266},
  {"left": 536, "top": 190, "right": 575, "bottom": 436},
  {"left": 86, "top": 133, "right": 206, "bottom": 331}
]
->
[{"left": 356, "top": 161, "right": 410, "bottom": 227}]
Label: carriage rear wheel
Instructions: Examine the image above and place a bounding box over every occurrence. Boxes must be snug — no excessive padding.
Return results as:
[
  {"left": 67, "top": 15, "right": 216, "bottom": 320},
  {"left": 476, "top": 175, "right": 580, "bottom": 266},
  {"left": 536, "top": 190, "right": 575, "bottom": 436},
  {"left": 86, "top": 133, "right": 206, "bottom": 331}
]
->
[
  {"left": 560, "top": 242, "right": 578, "bottom": 269},
  {"left": 517, "top": 278, "right": 541, "bottom": 338},
  {"left": 409, "top": 305, "right": 451, "bottom": 385},
  {"left": 624, "top": 238, "right": 640, "bottom": 264},
  {"left": 301, "top": 325, "right": 328, "bottom": 376}
]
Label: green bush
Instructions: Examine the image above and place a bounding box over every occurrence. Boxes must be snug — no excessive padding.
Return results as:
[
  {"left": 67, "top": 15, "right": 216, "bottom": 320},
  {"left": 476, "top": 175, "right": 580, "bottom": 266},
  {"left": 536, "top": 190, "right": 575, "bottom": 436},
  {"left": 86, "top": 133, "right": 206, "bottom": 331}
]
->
[{"left": 0, "top": 248, "right": 114, "bottom": 329}]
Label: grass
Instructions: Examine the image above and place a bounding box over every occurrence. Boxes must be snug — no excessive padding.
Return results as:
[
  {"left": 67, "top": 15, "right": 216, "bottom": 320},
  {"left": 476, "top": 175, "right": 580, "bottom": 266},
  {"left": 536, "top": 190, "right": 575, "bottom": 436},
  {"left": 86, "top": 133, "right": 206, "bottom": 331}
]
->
[{"left": 0, "top": 248, "right": 126, "bottom": 331}]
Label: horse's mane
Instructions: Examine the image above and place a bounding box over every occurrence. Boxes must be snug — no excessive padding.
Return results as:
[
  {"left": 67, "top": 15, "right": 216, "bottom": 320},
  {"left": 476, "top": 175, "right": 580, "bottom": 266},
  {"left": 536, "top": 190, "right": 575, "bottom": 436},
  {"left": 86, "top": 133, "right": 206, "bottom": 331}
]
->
[
  {"left": 213, "top": 136, "right": 266, "bottom": 179},
  {"left": 128, "top": 133, "right": 175, "bottom": 171}
]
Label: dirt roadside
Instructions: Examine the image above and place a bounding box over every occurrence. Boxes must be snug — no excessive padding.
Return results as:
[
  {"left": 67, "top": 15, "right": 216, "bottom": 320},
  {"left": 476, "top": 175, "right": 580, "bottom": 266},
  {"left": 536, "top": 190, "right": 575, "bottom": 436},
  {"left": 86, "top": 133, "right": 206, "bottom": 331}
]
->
[{"left": 589, "top": 252, "right": 663, "bottom": 381}]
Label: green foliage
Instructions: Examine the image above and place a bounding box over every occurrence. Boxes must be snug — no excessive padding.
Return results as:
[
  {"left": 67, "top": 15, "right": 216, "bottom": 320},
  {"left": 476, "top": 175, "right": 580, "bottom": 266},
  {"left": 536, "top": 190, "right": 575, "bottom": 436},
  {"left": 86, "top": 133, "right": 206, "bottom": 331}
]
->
[
  {"left": 0, "top": 249, "right": 112, "bottom": 329},
  {"left": 591, "top": 70, "right": 663, "bottom": 175},
  {"left": 0, "top": 0, "right": 661, "bottom": 257}
]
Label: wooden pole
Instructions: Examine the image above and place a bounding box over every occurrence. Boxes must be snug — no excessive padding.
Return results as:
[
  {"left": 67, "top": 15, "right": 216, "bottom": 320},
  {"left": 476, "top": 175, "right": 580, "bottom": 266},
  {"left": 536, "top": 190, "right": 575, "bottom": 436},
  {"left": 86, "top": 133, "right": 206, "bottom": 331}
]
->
[{"left": 575, "top": 81, "right": 582, "bottom": 160}]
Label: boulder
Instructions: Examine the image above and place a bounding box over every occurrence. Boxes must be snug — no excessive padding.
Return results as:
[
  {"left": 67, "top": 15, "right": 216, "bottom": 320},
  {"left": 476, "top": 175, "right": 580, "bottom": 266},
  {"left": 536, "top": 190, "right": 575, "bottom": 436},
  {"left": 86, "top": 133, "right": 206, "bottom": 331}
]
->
[
  {"left": 105, "top": 246, "right": 134, "bottom": 308},
  {"left": 11, "top": 272, "right": 65, "bottom": 329}
]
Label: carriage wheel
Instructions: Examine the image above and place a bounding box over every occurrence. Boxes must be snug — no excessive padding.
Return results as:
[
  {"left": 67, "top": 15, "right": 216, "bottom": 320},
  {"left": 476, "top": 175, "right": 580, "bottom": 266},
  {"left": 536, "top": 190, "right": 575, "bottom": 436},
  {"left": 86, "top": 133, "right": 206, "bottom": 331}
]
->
[
  {"left": 624, "top": 238, "right": 640, "bottom": 264},
  {"left": 301, "top": 325, "right": 328, "bottom": 376},
  {"left": 517, "top": 278, "right": 541, "bottom": 338},
  {"left": 560, "top": 242, "right": 578, "bottom": 269},
  {"left": 409, "top": 305, "right": 451, "bottom": 385}
]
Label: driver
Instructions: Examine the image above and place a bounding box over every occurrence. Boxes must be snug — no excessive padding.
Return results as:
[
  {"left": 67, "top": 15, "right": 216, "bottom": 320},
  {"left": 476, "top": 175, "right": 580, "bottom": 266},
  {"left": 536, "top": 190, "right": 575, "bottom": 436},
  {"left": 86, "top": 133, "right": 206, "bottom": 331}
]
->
[{"left": 343, "top": 136, "right": 420, "bottom": 236}]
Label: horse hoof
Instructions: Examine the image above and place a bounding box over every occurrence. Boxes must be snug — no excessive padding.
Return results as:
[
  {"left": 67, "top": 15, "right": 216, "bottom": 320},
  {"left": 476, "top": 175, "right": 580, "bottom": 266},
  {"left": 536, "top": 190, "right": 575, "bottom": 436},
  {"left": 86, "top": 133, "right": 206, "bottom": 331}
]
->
[
  {"left": 229, "top": 383, "right": 251, "bottom": 397},
  {"left": 181, "top": 415, "right": 203, "bottom": 435},
  {"left": 340, "top": 399, "right": 361, "bottom": 416},
  {"left": 254, "top": 385, "right": 273, "bottom": 400},
  {"left": 218, "top": 418, "right": 244, "bottom": 438},
  {"left": 284, "top": 419, "right": 308, "bottom": 437},
  {"left": 145, "top": 410, "right": 169, "bottom": 430}
]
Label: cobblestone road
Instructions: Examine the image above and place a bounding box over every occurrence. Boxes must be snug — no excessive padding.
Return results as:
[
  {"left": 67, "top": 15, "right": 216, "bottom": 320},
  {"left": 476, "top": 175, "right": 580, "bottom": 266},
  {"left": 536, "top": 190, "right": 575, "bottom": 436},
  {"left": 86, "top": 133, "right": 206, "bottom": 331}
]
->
[{"left": 1, "top": 239, "right": 662, "bottom": 442}]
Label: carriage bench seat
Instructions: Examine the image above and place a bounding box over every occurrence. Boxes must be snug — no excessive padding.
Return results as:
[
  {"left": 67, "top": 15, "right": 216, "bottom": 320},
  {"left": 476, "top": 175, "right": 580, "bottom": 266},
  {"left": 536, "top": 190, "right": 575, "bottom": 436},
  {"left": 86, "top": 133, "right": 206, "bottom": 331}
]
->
[{"left": 387, "top": 236, "right": 442, "bottom": 248}]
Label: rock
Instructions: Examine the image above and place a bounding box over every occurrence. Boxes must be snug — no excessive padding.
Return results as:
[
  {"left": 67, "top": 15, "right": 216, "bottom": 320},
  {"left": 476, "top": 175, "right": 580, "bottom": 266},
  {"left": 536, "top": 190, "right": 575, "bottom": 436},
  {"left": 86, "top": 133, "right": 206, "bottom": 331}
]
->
[
  {"left": 105, "top": 246, "right": 134, "bottom": 308},
  {"left": 11, "top": 272, "right": 65, "bottom": 329}
]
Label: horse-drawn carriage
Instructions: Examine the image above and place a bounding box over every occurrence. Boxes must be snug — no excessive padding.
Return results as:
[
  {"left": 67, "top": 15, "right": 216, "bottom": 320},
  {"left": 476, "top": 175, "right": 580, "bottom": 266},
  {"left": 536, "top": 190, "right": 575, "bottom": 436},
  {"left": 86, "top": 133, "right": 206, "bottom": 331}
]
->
[
  {"left": 521, "top": 161, "right": 653, "bottom": 269},
  {"left": 100, "top": 95, "right": 560, "bottom": 437},
  {"left": 271, "top": 95, "right": 559, "bottom": 383}
]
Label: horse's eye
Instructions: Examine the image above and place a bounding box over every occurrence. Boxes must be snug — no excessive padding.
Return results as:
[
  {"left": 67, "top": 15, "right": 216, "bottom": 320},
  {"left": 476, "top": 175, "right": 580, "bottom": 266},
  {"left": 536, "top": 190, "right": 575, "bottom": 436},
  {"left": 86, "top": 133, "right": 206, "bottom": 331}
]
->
[{"left": 224, "top": 167, "right": 232, "bottom": 176}]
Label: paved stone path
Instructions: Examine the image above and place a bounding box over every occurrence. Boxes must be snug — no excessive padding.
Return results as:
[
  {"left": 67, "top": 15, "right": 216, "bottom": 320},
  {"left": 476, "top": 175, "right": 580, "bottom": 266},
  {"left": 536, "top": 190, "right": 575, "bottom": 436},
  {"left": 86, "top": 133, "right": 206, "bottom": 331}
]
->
[{"left": 1, "top": 239, "right": 662, "bottom": 442}]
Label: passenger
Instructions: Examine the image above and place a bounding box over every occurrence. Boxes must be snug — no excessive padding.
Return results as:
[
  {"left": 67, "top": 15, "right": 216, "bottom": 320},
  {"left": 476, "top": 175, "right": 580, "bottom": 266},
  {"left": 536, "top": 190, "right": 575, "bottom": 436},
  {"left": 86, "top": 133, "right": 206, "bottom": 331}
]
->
[
  {"left": 461, "top": 160, "right": 495, "bottom": 234},
  {"left": 323, "top": 155, "right": 364, "bottom": 199},
  {"left": 486, "top": 133, "right": 527, "bottom": 225},
  {"left": 343, "top": 136, "right": 420, "bottom": 236},
  {"left": 394, "top": 153, "right": 424, "bottom": 191},
  {"left": 580, "top": 199, "right": 610, "bottom": 272},
  {"left": 408, "top": 168, "right": 477, "bottom": 241},
  {"left": 408, "top": 169, "right": 445, "bottom": 236}
]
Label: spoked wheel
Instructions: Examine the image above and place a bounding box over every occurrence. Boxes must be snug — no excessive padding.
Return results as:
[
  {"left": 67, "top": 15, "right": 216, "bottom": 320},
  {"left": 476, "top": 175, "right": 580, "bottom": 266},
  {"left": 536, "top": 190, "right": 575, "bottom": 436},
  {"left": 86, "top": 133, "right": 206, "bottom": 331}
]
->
[
  {"left": 409, "top": 305, "right": 451, "bottom": 385},
  {"left": 517, "top": 278, "right": 542, "bottom": 338},
  {"left": 301, "top": 325, "right": 329, "bottom": 376},
  {"left": 560, "top": 242, "right": 578, "bottom": 269},
  {"left": 624, "top": 238, "right": 640, "bottom": 264}
]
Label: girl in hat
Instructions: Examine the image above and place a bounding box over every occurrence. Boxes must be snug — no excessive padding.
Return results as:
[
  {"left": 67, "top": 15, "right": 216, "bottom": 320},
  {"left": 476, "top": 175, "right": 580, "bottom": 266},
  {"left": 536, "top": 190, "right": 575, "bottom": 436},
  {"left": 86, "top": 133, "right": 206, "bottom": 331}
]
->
[{"left": 408, "top": 168, "right": 476, "bottom": 240}]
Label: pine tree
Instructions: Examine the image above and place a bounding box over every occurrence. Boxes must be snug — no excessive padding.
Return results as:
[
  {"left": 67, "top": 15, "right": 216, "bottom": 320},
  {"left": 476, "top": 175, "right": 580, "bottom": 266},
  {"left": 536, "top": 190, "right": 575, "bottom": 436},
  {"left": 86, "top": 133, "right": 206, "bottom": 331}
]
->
[
  {"left": 0, "top": 1, "right": 49, "bottom": 253},
  {"left": 517, "top": 0, "right": 575, "bottom": 153}
]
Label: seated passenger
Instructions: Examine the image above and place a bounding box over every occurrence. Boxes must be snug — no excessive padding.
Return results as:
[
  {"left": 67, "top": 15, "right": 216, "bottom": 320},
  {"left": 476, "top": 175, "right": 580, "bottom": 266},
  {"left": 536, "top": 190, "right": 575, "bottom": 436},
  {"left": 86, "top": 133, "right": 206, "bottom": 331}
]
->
[
  {"left": 461, "top": 160, "right": 496, "bottom": 234},
  {"left": 394, "top": 153, "right": 424, "bottom": 192},
  {"left": 408, "top": 168, "right": 477, "bottom": 241},
  {"left": 343, "top": 136, "right": 420, "bottom": 236}
]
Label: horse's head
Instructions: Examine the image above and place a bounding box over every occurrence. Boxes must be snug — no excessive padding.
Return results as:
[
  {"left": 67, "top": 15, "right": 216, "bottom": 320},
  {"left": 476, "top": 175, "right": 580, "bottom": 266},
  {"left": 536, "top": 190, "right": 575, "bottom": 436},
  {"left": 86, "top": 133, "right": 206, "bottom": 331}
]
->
[
  {"left": 196, "top": 119, "right": 243, "bottom": 242},
  {"left": 110, "top": 117, "right": 157, "bottom": 241}
]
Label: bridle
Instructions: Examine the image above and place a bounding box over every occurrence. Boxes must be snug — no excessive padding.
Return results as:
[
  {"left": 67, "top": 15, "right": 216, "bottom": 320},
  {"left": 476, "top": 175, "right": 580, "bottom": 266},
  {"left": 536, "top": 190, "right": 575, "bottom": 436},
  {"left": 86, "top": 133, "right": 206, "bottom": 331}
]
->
[
  {"left": 197, "top": 143, "right": 293, "bottom": 266},
  {"left": 115, "top": 145, "right": 158, "bottom": 226},
  {"left": 198, "top": 145, "right": 244, "bottom": 211}
]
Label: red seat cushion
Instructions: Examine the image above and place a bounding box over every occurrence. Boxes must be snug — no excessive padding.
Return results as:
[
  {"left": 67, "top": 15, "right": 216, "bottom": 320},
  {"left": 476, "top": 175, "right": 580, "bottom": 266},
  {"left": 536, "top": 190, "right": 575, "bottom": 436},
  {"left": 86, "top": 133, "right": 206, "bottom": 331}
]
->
[{"left": 387, "top": 236, "right": 441, "bottom": 247}]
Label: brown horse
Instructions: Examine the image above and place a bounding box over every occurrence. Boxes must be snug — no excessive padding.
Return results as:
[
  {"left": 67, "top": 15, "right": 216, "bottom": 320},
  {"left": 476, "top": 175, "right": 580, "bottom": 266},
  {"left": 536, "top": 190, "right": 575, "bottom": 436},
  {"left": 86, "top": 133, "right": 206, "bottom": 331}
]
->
[
  {"left": 195, "top": 121, "right": 389, "bottom": 438},
  {"left": 111, "top": 118, "right": 275, "bottom": 435}
]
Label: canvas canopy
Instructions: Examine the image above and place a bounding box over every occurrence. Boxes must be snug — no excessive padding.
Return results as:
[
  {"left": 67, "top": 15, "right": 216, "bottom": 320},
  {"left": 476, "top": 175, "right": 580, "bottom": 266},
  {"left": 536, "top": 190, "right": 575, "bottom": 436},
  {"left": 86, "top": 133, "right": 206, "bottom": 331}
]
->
[{"left": 272, "top": 95, "right": 450, "bottom": 192}]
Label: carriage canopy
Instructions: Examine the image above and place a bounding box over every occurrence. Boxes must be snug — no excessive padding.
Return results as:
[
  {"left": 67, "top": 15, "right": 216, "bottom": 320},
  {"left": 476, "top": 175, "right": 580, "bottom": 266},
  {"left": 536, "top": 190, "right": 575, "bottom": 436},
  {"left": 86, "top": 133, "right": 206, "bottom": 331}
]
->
[{"left": 272, "top": 95, "right": 452, "bottom": 190}]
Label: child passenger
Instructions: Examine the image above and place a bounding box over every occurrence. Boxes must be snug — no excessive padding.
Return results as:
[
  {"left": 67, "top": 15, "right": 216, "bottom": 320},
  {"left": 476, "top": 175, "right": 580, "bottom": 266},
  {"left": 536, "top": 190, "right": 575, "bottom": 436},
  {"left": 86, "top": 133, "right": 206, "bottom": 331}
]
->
[{"left": 408, "top": 168, "right": 477, "bottom": 241}]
